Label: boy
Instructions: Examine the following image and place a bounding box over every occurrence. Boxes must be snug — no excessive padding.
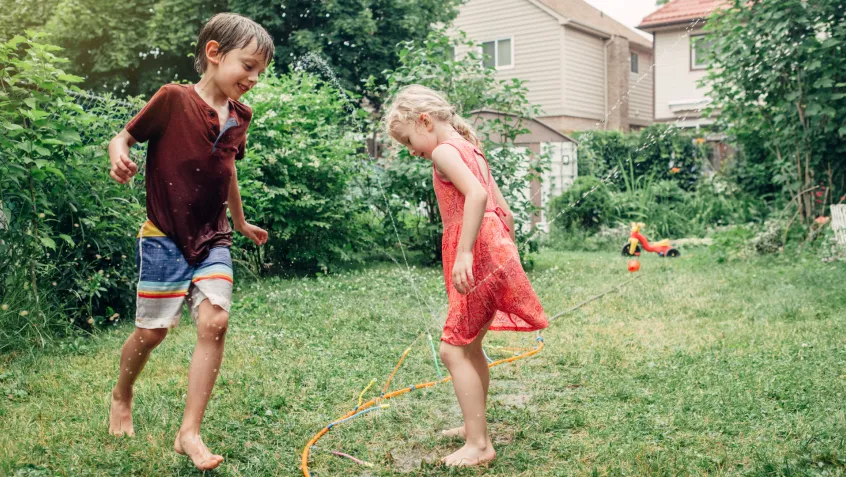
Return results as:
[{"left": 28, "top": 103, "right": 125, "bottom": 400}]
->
[{"left": 107, "top": 13, "right": 273, "bottom": 471}]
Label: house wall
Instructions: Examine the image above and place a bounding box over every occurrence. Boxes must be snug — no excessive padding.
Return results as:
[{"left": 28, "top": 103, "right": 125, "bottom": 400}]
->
[
  {"left": 451, "top": 0, "right": 565, "bottom": 116},
  {"left": 562, "top": 26, "right": 605, "bottom": 121},
  {"left": 653, "top": 26, "right": 711, "bottom": 122},
  {"left": 629, "top": 49, "right": 654, "bottom": 125}
]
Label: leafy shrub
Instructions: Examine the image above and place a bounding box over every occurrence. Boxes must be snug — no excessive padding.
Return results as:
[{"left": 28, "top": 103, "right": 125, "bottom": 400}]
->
[
  {"left": 0, "top": 34, "right": 145, "bottom": 350},
  {"left": 236, "top": 70, "right": 371, "bottom": 273},
  {"left": 547, "top": 176, "right": 612, "bottom": 232}
]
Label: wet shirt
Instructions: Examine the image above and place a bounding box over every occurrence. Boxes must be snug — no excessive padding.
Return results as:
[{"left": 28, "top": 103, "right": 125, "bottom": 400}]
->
[{"left": 126, "top": 83, "right": 252, "bottom": 266}]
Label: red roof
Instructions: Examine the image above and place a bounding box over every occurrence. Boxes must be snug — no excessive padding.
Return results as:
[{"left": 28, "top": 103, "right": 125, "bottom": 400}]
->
[{"left": 638, "top": 0, "right": 728, "bottom": 30}]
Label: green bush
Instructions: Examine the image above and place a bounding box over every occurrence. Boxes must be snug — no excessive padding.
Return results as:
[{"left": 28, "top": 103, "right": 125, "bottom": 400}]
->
[
  {"left": 547, "top": 176, "right": 612, "bottom": 232},
  {"left": 0, "top": 34, "right": 145, "bottom": 350},
  {"left": 576, "top": 124, "right": 709, "bottom": 192},
  {"left": 236, "top": 70, "right": 370, "bottom": 273}
]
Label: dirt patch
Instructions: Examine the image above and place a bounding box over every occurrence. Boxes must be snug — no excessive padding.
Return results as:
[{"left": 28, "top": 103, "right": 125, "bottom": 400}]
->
[
  {"left": 387, "top": 447, "right": 438, "bottom": 473},
  {"left": 492, "top": 392, "right": 532, "bottom": 408}
]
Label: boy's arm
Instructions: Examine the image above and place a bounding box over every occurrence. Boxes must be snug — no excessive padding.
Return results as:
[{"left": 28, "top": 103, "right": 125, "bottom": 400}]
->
[
  {"left": 227, "top": 168, "right": 268, "bottom": 246},
  {"left": 108, "top": 129, "right": 138, "bottom": 184}
]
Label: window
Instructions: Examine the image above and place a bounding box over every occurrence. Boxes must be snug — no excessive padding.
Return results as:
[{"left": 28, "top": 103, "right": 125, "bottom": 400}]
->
[
  {"left": 630, "top": 53, "right": 639, "bottom": 74},
  {"left": 481, "top": 38, "right": 513, "bottom": 69},
  {"left": 691, "top": 35, "right": 713, "bottom": 70}
]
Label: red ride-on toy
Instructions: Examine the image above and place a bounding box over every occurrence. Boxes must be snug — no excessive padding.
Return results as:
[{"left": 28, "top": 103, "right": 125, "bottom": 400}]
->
[{"left": 621, "top": 222, "right": 680, "bottom": 258}]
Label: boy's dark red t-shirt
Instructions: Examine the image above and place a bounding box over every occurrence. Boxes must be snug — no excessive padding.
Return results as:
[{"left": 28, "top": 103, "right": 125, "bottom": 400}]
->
[{"left": 126, "top": 83, "right": 252, "bottom": 266}]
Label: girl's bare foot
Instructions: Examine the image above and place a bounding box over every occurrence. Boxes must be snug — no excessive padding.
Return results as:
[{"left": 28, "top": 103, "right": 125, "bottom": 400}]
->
[
  {"left": 441, "top": 442, "right": 496, "bottom": 467},
  {"left": 108, "top": 391, "right": 135, "bottom": 437},
  {"left": 174, "top": 431, "right": 224, "bottom": 471},
  {"left": 441, "top": 425, "right": 466, "bottom": 439}
]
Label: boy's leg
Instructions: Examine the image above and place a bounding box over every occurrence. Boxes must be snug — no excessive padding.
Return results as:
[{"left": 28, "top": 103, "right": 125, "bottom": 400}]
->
[
  {"left": 439, "top": 322, "right": 496, "bottom": 467},
  {"left": 174, "top": 247, "right": 233, "bottom": 471},
  {"left": 174, "top": 299, "right": 228, "bottom": 470},
  {"left": 109, "top": 327, "right": 168, "bottom": 436}
]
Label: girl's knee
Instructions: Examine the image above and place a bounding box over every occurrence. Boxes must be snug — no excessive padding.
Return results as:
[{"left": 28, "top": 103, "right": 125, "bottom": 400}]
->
[{"left": 439, "top": 343, "right": 464, "bottom": 366}]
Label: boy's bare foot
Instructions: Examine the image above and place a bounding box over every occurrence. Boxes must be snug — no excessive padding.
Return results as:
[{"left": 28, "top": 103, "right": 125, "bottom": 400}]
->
[
  {"left": 108, "top": 391, "right": 135, "bottom": 437},
  {"left": 441, "top": 425, "right": 466, "bottom": 439},
  {"left": 441, "top": 442, "right": 496, "bottom": 467},
  {"left": 174, "top": 431, "right": 224, "bottom": 471}
]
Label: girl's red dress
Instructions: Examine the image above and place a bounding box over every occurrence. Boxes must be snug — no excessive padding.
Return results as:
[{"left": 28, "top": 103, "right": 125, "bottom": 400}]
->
[{"left": 433, "top": 138, "right": 548, "bottom": 346}]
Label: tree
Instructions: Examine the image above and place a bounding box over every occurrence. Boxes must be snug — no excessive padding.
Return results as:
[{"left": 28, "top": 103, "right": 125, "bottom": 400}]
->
[
  {"left": 656, "top": 0, "right": 671, "bottom": 5},
  {"left": 222, "top": 0, "right": 461, "bottom": 103},
  {"left": 4, "top": 0, "right": 459, "bottom": 99},
  {"left": 703, "top": 0, "right": 846, "bottom": 224}
]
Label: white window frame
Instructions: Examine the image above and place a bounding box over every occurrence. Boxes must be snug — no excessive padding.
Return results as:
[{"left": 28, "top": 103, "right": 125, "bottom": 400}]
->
[
  {"left": 480, "top": 37, "right": 515, "bottom": 70},
  {"left": 690, "top": 34, "right": 712, "bottom": 70},
  {"left": 630, "top": 52, "right": 639, "bottom": 74}
]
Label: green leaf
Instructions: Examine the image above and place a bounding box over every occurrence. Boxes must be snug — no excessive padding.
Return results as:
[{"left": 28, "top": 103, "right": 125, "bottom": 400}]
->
[
  {"left": 3, "top": 124, "right": 23, "bottom": 131},
  {"left": 57, "top": 74, "right": 84, "bottom": 83},
  {"left": 34, "top": 147, "right": 50, "bottom": 157},
  {"left": 59, "top": 234, "right": 75, "bottom": 247},
  {"left": 24, "top": 98, "right": 37, "bottom": 109},
  {"left": 58, "top": 130, "right": 82, "bottom": 145},
  {"left": 39, "top": 236, "right": 56, "bottom": 250},
  {"left": 45, "top": 167, "right": 66, "bottom": 180}
]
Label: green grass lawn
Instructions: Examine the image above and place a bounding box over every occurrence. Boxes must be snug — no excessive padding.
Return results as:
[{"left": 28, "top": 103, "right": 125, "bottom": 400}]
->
[{"left": 1, "top": 249, "right": 845, "bottom": 476}]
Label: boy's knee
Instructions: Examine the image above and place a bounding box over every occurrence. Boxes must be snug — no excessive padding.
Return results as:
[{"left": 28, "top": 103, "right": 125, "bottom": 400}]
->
[
  {"left": 135, "top": 328, "right": 168, "bottom": 349},
  {"left": 199, "top": 305, "right": 229, "bottom": 338}
]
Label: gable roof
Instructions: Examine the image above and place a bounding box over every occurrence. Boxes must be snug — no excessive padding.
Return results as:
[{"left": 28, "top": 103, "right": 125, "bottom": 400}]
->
[
  {"left": 638, "top": 0, "right": 728, "bottom": 31},
  {"left": 529, "top": 0, "right": 653, "bottom": 50}
]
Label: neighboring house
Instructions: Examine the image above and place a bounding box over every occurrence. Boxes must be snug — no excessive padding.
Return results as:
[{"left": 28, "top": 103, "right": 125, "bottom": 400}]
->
[
  {"left": 638, "top": 0, "right": 727, "bottom": 129},
  {"left": 451, "top": 0, "right": 655, "bottom": 136}
]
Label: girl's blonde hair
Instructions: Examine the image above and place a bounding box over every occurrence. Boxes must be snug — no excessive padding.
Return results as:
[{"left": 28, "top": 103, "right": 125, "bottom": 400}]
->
[{"left": 383, "top": 84, "right": 481, "bottom": 148}]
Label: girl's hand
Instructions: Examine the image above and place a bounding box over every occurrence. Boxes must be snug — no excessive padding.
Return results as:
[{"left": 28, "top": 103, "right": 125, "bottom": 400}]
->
[
  {"left": 236, "top": 222, "right": 268, "bottom": 246},
  {"left": 452, "top": 251, "right": 475, "bottom": 295}
]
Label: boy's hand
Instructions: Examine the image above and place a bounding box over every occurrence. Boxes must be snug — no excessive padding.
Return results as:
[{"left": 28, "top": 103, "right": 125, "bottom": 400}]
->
[
  {"left": 236, "top": 222, "right": 268, "bottom": 246},
  {"left": 452, "top": 251, "right": 475, "bottom": 295},
  {"left": 110, "top": 153, "right": 138, "bottom": 184}
]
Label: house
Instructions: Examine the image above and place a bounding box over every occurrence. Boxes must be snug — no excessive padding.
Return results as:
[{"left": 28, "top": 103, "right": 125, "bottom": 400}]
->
[
  {"left": 451, "top": 0, "right": 655, "bottom": 135},
  {"left": 637, "top": 0, "right": 728, "bottom": 129}
]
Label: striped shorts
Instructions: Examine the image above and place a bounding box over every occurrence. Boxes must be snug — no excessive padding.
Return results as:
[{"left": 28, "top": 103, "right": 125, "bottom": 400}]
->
[{"left": 135, "top": 221, "right": 233, "bottom": 329}]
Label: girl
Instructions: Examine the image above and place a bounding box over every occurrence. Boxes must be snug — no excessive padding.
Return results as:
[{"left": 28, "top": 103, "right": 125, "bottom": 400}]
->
[{"left": 384, "top": 85, "right": 548, "bottom": 467}]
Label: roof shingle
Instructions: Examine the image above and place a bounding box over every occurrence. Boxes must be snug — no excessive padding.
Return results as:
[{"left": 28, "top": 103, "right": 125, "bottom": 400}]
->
[
  {"left": 537, "top": 0, "right": 653, "bottom": 49},
  {"left": 638, "top": 0, "right": 728, "bottom": 30}
]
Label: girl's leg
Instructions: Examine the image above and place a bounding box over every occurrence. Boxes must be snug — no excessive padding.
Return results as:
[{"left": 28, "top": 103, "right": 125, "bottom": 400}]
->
[
  {"left": 109, "top": 327, "right": 169, "bottom": 436},
  {"left": 173, "top": 299, "right": 228, "bottom": 471},
  {"left": 439, "top": 321, "right": 496, "bottom": 467},
  {"left": 442, "top": 320, "right": 492, "bottom": 439}
]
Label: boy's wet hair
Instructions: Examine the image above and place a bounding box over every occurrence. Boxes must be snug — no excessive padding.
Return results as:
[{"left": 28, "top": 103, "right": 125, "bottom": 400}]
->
[{"left": 194, "top": 13, "right": 275, "bottom": 74}]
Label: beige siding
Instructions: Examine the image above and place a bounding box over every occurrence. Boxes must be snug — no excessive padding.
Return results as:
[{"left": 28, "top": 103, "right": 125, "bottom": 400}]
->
[
  {"left": 654, "top": 28, "right": 710, "bottom": 121},
  {"left": 562, "top": 26, "right": 605, "bottom": 120},
  {"left": 629, "top": 51, "right": 654, "bottom": 123},
  {"left": 451, "top": 0, "right": 564, "bottom": 116}
]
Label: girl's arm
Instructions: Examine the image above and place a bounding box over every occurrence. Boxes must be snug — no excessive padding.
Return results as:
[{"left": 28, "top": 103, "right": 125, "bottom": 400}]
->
[
  {"left": 431, "top": 144, "right": 488, "bottom": 294},
  {"left": 227, "top": 167, "right": 268, "bottom": 246},
  {"left": 489, "top": 178, "right": 516, "bottom": 242}
]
